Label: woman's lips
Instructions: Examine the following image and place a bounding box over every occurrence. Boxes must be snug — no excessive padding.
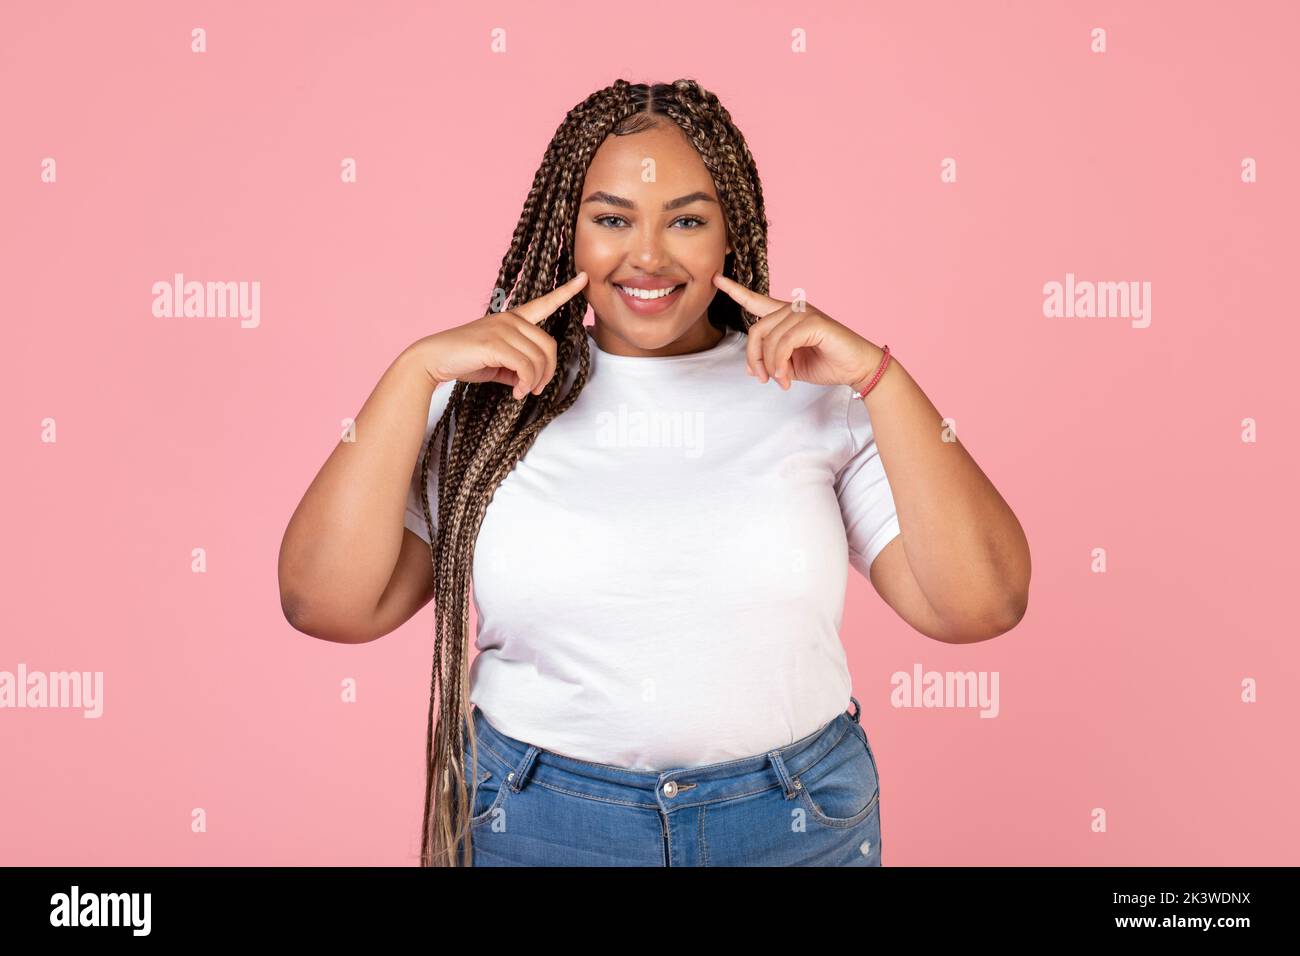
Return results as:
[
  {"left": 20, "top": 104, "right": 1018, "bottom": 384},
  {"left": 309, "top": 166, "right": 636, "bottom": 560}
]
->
[{"left": 614, "top": 282, "right": 685, "bottom": 316}]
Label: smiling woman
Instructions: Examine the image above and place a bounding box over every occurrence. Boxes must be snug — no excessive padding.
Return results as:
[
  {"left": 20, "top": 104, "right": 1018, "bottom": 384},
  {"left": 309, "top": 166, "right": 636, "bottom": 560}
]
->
[
  {"left": 277, "top": 76, "right": 1029, "bottom": 871},
  {"left": 576, "top": 131, "right": 736, "bottom": 348}
]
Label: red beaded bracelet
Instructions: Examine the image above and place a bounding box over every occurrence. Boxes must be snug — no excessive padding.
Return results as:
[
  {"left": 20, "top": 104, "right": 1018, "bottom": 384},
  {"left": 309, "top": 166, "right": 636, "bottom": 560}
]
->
[{"left": 854, "top": 345, "right": 891, "bottom": 399}]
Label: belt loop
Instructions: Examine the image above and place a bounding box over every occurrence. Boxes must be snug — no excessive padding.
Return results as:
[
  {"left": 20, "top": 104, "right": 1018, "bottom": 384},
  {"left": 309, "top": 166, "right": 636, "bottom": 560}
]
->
[
  {"left": 506, "top": 745, "right": 541, "bottom": 793},
  {"left": 849, "top": 695, "right": 861, "bottom": 723},
  {"left": 766, "top": 750, "right": 800, "bottom": 799}
]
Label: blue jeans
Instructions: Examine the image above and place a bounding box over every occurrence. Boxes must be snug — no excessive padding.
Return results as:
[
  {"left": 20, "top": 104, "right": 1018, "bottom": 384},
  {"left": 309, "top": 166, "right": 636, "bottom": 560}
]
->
[{"left": 456, "top": 696, "right": 882, "bottom": 866}]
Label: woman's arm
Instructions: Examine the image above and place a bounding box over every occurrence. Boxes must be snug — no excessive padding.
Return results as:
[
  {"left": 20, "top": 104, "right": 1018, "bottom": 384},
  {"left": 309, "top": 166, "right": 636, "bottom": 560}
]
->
[
  {"left": 277, "top": 274, "right": 587, "bottom": 644},
  {"left": 277, "top": 344, "right": 442, "bottom": 644},
  {"left": 856, "top": 350, "right": 1031, "bottom": 644},
  {"left": 711, "top": 272, "right": 1031, "bottom": 645}
]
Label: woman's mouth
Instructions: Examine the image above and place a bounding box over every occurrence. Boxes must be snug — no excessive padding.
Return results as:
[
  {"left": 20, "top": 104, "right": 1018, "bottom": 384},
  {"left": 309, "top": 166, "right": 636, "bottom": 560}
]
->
[{"left": 614, "top": 282, "right": 686, "bottom": 316}]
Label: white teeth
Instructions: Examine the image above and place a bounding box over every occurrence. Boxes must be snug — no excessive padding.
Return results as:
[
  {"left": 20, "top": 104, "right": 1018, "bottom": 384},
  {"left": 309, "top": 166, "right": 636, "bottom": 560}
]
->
[{"left": 618, "top": 284, "right": 681, "bottom": 300}]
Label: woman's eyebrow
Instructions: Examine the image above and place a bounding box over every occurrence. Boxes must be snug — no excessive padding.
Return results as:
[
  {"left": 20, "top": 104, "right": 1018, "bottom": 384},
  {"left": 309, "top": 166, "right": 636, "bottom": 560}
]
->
[{"left": 581, "top": 190, "right": 718, "bottom": 211}]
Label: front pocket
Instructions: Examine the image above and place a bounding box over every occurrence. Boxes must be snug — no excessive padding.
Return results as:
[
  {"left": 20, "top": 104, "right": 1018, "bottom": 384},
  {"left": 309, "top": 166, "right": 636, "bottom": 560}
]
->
[
  {"left": 794, "top": 723, "right": 880, "bottom": 828},
  {"left": 467, "top": 756, "right": 510, "bottom": 828}
]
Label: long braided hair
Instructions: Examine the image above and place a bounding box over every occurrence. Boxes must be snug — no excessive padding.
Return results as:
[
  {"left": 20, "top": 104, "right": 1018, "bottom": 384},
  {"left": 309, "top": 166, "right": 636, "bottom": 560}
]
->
[{"left": 415, "top": 77, "right": 772, "bottom": 866}]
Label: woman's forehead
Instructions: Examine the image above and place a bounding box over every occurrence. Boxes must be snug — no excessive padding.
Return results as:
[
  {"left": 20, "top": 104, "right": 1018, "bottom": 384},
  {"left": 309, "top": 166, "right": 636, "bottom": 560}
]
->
[{"left": 583, "top": 128, "right": 717, "bottom": 198}]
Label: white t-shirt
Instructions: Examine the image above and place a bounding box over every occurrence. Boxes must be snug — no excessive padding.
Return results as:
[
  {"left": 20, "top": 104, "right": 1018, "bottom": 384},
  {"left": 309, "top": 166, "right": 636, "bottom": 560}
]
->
[{"left": 404, "top": 324, "right": 901, "bottom": 770}]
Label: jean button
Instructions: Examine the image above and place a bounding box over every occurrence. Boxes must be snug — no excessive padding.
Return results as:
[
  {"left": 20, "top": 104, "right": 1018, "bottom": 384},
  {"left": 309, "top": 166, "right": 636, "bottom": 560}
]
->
[{"left": 663, "top": 781, "right": 678, "bottom": 798}]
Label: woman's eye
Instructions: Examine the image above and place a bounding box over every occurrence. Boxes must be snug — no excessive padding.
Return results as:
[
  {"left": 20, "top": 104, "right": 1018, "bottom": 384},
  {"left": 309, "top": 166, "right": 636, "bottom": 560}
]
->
[{"left": 592, "top": 215, "right": 707, "bottom": 229}]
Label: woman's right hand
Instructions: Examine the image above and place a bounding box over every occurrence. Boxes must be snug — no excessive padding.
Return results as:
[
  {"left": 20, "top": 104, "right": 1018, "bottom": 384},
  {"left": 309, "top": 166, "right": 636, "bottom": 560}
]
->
[{"left": 412, "top": 272, "right": 590, "bottom": 400}]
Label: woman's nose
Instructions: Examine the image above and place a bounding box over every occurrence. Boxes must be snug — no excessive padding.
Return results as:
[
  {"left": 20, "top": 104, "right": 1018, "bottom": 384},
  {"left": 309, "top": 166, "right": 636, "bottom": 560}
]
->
[{"left": 629, "top": 225, "right": 672, "bottom": 269}]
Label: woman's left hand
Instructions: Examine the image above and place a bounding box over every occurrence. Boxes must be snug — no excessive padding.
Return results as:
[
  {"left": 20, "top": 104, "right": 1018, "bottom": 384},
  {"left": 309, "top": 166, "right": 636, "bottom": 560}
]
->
[{"left": 712, "top": 273, "right": 884, "bottom": 392}]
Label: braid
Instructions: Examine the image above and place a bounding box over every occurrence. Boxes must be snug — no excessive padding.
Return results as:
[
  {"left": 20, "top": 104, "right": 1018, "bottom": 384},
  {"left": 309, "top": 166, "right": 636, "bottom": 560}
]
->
[{"left": 418, "top": 77, "right": 771, "bottom": 866}]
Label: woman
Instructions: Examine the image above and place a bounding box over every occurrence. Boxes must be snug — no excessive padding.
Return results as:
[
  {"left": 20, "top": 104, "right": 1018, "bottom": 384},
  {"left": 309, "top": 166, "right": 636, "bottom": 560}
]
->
[{"left": 278, "top": 78, "right": 1031, "bottom": 867}]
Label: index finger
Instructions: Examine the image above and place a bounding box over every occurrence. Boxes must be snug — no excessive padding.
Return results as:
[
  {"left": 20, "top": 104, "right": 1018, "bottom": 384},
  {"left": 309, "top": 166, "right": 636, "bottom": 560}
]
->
[
  {"left": 711, "top": 272, "right": 786, "bottom": 318},
  {"left": 512, "top": 271, "right": 591, "bottom": 325}
]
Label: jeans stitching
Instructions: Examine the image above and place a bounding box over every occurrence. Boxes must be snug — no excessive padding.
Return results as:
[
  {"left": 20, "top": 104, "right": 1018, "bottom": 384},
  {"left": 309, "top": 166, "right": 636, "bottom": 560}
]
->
[
  {"left": 664, "top": 809, "right": 673, "bottom": 866},
  {"left": 524, "top": 779, "right": 661, "bottom": 811},
  {"left": 699, "top": 804, "right": 709, "bottom": 867},
  {"left": 798, "top": 786, "right": 879, "bottom": 829}
]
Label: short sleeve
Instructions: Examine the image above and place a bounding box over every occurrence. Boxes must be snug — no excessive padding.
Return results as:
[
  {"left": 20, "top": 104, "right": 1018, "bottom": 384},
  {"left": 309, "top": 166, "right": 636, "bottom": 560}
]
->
[
  {"left": 403, "top": 381, "right": 457, "bottom": 546},
  {"left": 835, "top": 389, "right": 902, "bottom": 577}
]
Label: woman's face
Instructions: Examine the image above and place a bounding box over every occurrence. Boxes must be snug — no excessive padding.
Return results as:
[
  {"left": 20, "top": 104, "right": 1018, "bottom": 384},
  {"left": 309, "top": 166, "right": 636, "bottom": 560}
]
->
[{"left": 574, "top": 121, "right": 732, "bottom": 357}]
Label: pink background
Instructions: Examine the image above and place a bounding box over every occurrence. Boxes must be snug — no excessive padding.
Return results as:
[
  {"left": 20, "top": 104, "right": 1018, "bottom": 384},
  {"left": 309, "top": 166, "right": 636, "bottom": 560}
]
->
[{"left": 3, "top": 1, "right": 1297, "bottom": 865}]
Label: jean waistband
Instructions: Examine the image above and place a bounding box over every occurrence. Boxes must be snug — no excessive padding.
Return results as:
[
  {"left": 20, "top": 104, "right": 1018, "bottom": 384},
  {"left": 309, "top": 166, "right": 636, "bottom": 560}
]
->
[{"left": 460, "top": 695, "right": 864, "bottom": 813}]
